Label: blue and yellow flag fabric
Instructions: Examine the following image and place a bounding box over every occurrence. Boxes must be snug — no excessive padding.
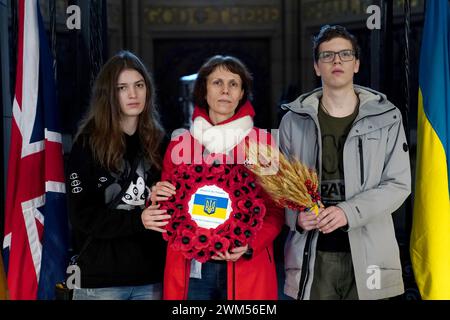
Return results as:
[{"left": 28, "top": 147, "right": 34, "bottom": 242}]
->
[{"left": 410, "top": 0, "right": 450, "bottom": 300}]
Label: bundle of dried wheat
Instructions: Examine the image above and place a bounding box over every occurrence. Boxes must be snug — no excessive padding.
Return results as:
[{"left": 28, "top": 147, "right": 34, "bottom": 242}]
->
[{"left": 245, "top": 142, "right": 322, "bottom": 215}]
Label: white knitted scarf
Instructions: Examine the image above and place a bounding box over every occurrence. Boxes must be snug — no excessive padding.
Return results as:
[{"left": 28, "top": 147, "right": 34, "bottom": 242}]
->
[{"left": 190, "top": 115, "right": 253, "bottom": 154}]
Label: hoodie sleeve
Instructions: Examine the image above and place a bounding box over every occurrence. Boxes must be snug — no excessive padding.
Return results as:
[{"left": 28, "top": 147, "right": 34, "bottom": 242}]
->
[
  {"left": 66, "top": 138, "right": 146, "bottom": 240},
  {"left": 337, "top": 112, "right": 412, "bottom": 230}
]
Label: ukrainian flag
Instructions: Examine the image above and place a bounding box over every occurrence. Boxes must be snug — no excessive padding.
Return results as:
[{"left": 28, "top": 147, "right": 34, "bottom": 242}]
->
[
  {"left": 192, "top": 194, "right": 228, "bottom": 220},
  {"left": 410, "top": 0, "right": 450, "bottom": 300}
]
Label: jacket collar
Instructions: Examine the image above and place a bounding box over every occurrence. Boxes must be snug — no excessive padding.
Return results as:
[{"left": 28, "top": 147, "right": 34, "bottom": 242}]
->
[{"left": 281, "top": 85, "right": 395, "bottom": 120}]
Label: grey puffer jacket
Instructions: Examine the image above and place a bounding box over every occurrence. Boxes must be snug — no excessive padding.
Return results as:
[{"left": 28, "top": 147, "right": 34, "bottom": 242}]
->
[{"left": 279, "top": 85, "right": 411, "bottom": 300}]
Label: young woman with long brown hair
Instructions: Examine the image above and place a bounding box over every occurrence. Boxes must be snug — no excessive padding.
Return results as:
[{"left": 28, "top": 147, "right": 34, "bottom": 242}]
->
[{"left": 66, "top": 50, "right": 175, "bottom": 300}]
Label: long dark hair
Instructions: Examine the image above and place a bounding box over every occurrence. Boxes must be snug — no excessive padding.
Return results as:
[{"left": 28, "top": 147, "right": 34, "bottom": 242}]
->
[{"left": 75, "top": 50, "right": 164, "bottom": 171}]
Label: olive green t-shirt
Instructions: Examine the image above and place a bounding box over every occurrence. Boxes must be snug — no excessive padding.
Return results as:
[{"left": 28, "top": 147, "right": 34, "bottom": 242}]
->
[{"left": 317, "top": 97, "right": 359, "bottom": 252}]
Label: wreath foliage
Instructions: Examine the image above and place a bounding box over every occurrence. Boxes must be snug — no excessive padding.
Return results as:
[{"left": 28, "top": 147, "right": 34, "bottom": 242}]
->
[{"left": 161, "top": 162, "right": 266, "bottom": 263}]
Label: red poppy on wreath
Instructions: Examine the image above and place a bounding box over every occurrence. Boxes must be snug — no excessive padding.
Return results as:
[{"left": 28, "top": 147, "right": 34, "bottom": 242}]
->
[
  {"left": 193, "top": 228, "right": 212, "bottom": 249},
  {"left": 160, "top": 162, "right": 266, "bottom": 263},
  {"left": 209, "top": 234, "right": 230, "bottom": 255}
]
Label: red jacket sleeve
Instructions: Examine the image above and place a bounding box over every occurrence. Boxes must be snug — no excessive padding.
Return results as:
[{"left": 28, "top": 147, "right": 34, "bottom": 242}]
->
[
  {"left": 246, "top": 128, "right": 285, "bottom": 256},
  {"left": 250, "top": 189, "right": 284, "bottom": 256}
]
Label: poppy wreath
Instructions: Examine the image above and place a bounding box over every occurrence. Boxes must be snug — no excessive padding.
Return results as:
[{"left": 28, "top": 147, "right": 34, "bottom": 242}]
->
[{"left": 161, "top": 162, "right": 266, "bottom": 263}]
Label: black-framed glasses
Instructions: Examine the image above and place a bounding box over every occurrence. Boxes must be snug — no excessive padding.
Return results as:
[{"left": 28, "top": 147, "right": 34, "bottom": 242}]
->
[{"left": 318, "top": 49, "right": 355, "bottom": 63}]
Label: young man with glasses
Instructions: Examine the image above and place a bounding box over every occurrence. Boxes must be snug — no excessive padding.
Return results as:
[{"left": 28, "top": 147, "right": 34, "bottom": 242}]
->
[{"left": 279, "top": 25, "right": 411, "bottom": 300}]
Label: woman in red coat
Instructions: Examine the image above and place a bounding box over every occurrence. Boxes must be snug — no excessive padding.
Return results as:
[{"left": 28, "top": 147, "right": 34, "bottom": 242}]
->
[{"left": 153, "top": 55, "right": 284, "bottom": 300}]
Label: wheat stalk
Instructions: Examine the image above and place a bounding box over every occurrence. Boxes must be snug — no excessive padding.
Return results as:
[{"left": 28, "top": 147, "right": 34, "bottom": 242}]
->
[{"left": 245, "top": 142, "right": 321, "bottom": 213}]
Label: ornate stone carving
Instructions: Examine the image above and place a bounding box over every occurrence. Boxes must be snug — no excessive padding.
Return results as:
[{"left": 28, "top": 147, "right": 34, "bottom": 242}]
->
[
  {"left": 144, "top": 6, "right": 280, "bottom": 26},
  {"left": 301, "top": 0, "right": 424, "bottom": 22}
]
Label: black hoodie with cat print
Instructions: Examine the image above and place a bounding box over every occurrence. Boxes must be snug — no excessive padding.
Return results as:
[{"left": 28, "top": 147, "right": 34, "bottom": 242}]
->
[{"left": 66, "top": 132, "right": 166, "bottom": 288}]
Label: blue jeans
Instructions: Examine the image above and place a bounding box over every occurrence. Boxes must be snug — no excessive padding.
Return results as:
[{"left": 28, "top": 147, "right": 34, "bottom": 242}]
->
[
  {"left": 187, "top": 262, "right": 227, "bottom": 300},
  {"left": 72, "top": 283, "right": 162, "bottom": 300}
]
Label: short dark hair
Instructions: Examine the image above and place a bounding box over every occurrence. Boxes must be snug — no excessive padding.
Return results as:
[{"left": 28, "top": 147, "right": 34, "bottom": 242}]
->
[
  {"left": 193, "top": 55, "right": 253, "bottom": 110},
  {"left": 312, "top": 25, "right": 360, "bottom": 62}
]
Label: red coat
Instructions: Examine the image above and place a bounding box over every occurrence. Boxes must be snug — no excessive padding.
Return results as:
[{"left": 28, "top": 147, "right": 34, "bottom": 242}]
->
[{"left": 162, "top": 102, "right": 284, "bottom": 300}]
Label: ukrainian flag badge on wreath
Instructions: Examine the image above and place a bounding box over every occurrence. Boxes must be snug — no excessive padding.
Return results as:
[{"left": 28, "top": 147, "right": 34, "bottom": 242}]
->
[{"left": 188, "top": 185, "right": 232, "bottom": 229}]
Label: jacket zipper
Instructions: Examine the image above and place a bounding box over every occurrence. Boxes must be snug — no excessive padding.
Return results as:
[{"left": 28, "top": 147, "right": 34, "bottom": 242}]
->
[
  {"left": 358, "top": 137, "right": 364, "bottom": 185},
  {"left": 351, "top": 109, "right": 397, "bottom": 187},
  {"left": 351, "top": 107, "right": 395, "bottom": 186},
  {"left": 297, "top": 114, "right": 320, "bottom": 300},
  {"left": 297, "top": 231, "right": 314, "bottom": 300}
]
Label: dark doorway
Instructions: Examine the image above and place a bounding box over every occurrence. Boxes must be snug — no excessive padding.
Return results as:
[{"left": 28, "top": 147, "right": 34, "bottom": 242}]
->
[{"left": 153, "top": 38, "right": 272, "bottom": 134}]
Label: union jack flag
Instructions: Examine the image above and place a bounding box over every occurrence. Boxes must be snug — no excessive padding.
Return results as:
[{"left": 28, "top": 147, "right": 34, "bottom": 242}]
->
[{"left": 2, "top": 0, "right": 69, "bottom": 300}]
